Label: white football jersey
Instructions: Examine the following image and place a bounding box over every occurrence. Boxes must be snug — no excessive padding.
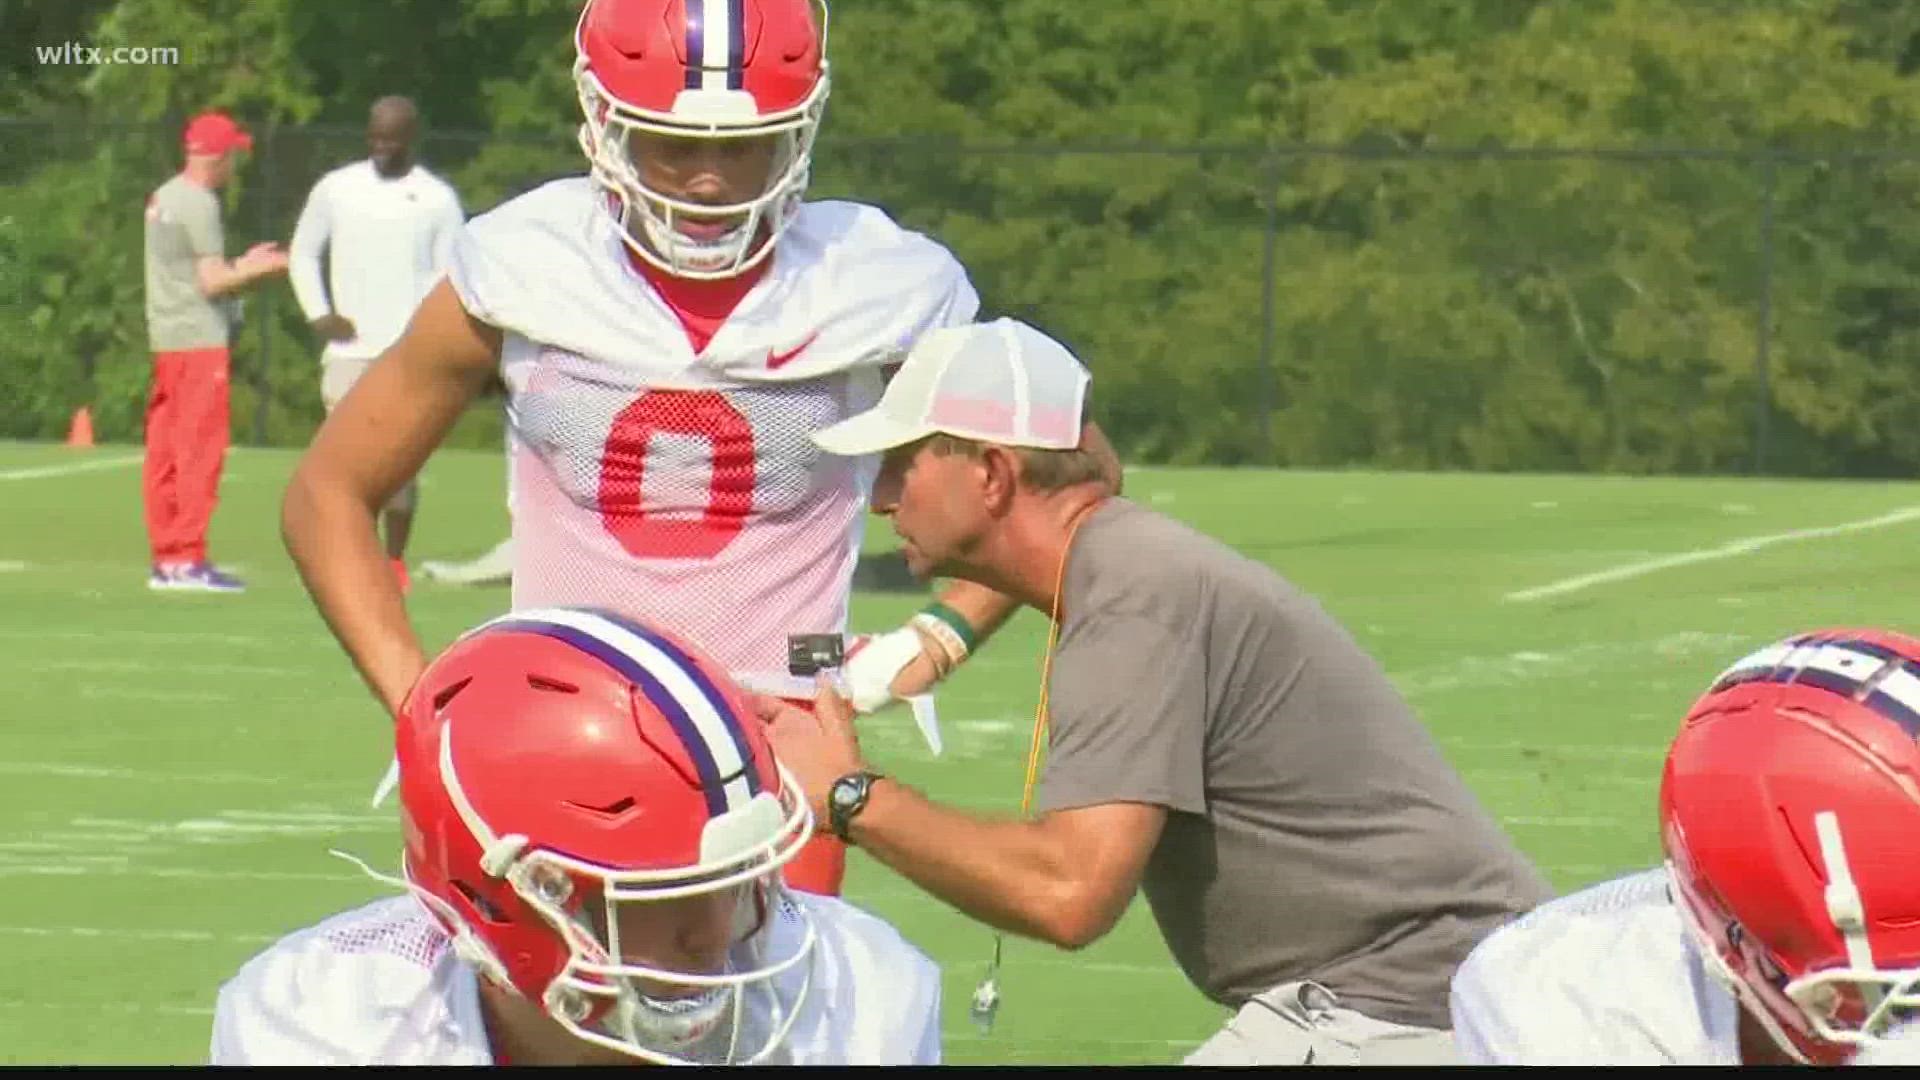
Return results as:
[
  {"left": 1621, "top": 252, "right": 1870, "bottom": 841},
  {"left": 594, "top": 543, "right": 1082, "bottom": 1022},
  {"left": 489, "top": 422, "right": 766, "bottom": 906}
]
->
[
  {"left": 209, "top": 892, "right": 941, "bottom": 1065},
  {"left": 1448, "top": 868, "right": 1743, "bottom": 1065},
  {"left": 446, "top": 180, "right": 979, "bottom": 698}
]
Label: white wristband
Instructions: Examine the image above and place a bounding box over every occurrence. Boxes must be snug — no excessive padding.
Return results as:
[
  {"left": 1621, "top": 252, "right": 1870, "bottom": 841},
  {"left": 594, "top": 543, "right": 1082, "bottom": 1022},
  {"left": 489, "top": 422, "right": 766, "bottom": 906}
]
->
[{"left": 909, "top": 611, "right": 971, "bottom": 672}]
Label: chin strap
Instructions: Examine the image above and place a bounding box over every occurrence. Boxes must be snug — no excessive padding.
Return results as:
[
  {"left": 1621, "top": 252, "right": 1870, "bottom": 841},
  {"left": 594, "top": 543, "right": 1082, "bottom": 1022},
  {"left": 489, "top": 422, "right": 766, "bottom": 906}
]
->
[{"left": 329, "top": 847, "right": 517, "bottom": 990}]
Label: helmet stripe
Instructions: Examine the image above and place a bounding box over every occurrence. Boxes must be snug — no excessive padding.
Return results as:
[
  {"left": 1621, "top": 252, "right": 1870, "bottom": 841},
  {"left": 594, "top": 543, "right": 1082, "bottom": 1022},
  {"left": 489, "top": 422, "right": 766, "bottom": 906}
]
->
[
  {"left": 684, "top": 0, "right": 706, "bottom": 91},
  {"left": 479, "top": 609, "right": 761, "bottom": 816},
  {"left": 686, "top": 0, "right": 738, "bottom": 93},
  {"left": 726, "top": 0, "right": 745, "bottom": 90},
  {"left": 1712, "top": 638, "right": 1920, "bottom": 740},
  {"left": 585, "top": 607, "right": 765, "bottom": 801}
]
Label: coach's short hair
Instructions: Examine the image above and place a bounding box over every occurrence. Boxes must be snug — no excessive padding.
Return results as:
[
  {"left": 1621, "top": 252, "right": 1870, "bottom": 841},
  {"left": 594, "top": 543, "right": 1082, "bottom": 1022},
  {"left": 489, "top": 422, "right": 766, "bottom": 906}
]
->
[{"left": 923, "top": 430, "right": 1113, "bottom": 493}]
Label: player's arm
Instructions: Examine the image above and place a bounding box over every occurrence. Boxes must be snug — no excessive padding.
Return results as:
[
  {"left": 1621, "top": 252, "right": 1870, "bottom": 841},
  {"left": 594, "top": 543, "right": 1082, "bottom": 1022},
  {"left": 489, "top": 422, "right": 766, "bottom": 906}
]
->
[{"left": 281, "top": 279, "right": 501, "bottom": 718}]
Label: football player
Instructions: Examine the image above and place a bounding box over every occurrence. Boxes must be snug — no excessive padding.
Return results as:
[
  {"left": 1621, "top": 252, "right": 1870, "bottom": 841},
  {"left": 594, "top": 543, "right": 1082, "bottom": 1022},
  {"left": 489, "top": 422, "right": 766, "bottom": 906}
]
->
[
  {"left": 280, "top": 0, "right": 1104, "bottom": 894},
  {"left": 209, "top": 606, "right": 941, "bottom": 1065},
  {"left": 1449, "top": 628, "right": 1920, "bottom": 1065}
]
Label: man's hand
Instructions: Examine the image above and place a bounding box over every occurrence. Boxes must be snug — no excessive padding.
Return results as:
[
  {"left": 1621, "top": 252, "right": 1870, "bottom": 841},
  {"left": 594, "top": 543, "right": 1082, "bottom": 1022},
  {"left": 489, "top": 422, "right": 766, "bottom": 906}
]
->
[
  {"left": 310, "top": 313, "right": 357, "bottom": 342},
  {"left": 841, "top": 627, "right": 943, "bottom": 712},
  {"left": 238, "top": 241, "right": 289, "bottom": 276},
  {"left": 753, "top": 677, "right": 869, "bottom": 829}
]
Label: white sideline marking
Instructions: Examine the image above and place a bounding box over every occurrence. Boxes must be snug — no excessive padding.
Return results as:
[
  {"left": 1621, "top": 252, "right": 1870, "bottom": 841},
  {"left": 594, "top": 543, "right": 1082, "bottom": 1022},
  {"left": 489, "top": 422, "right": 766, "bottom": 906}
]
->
[
  {"left": 80, "top": 684, "right": 236, "bottom": 704},
  {"left": 0, "top": 560, "right": 24, "bottom": 573},
  {"left": 0, "top": 454, "right": 142, "bottom": 482},
  {"left": 1397, "top": 631, "right": 1746, "bottom": 698},
  {"left": 63, "top": 814, "right": 391, "bottom": 838},
  {"left": 1506, "top": 505, "right": 1920, "bottom": 602},
  {"left": 0, "top": 761, "right": 337, "bottom": 788},
  {"left": 0, "top": 925, "right": 275, "bottom": 945},
  {"left": 0, "top": 997, "right": 213, "bottom": 1018},
  {"left": 0, "top": 628, "right": 265, "bottom": 645},
  {"left": 46, "top": 659, "right": 303, "bottom": 677},
  {"left": 0, "top": 863, "right": 360, "bottom": 883}
]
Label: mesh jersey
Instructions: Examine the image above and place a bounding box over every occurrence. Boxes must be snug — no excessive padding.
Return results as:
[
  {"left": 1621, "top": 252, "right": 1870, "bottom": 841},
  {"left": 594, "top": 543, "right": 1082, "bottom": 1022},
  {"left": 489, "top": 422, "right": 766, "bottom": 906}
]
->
[
  {"left": 447, "top": 180, "right": 979, "bottom": 697},
  {"left": 209, "top": 892, "right": 942, "bottom": 1065},
  {"left": 1448, "top": 868, "right": 1742, "bottom": 1065}
]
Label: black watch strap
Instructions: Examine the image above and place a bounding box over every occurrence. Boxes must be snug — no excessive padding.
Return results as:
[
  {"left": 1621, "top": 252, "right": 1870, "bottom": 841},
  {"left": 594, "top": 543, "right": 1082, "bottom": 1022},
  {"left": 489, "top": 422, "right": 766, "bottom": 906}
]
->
[{"left": 828, "top": 770, "right": 885, "bottom": 841}]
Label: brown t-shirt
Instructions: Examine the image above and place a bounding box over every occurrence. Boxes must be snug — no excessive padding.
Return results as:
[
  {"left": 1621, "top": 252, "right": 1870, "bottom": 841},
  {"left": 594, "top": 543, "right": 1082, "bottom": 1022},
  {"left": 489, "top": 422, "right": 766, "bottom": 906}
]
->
[
  {"left": 144, "top": 174, "right": 229, "bottom": 351},
  {"left": 1039, "top": 499, "right": 1553, "bottom": 1028}
]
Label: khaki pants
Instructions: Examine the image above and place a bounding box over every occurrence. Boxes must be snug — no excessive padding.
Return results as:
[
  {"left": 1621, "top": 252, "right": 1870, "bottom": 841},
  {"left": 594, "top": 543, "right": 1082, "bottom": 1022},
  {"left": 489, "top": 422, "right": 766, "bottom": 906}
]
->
[
  {"left": 321, "top": 356, "right": 417, "bottom": 513},
  {"left": 1183, "top": 982, "right": 1459, "bottom": 1066}
]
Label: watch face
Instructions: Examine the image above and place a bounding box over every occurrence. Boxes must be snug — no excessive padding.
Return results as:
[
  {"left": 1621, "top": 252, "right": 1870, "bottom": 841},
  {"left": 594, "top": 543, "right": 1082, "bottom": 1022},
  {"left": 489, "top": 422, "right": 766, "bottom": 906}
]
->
[{"left": 831, "top": 778, "right": 860, "bottom": 809}]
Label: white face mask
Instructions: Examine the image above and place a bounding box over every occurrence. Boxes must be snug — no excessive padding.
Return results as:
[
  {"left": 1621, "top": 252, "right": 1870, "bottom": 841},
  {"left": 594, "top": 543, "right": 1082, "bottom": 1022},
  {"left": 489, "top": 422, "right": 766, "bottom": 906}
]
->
[{"left": 574, "top": 64, "right": 830, "bottom": 280}]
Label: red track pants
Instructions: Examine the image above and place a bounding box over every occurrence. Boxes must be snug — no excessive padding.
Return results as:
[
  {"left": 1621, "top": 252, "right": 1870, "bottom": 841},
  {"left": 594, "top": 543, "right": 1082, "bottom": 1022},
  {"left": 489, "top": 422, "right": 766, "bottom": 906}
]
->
[{"left": 142, "top": 347, "right": 230, "bottom": 565}]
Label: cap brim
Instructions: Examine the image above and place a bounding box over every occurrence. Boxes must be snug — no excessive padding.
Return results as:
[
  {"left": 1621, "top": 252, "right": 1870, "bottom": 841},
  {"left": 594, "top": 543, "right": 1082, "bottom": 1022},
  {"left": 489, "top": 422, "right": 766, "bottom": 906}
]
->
[{"left": 811, "top": 410, "right": 930, "bottom": 457}]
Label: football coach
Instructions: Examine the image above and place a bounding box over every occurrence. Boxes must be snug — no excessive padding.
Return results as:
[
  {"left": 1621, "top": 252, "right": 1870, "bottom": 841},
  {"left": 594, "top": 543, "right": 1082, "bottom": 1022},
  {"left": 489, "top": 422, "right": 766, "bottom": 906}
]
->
[{"left": 758, "top": 318, "right": 1554, "bottom": 1065}]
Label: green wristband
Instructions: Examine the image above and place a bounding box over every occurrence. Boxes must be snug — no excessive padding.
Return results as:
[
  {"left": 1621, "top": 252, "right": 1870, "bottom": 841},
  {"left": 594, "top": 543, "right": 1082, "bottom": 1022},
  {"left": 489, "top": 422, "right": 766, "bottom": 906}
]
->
[{"left": 917, "top": 601, "right": 979, "bottom": 653}]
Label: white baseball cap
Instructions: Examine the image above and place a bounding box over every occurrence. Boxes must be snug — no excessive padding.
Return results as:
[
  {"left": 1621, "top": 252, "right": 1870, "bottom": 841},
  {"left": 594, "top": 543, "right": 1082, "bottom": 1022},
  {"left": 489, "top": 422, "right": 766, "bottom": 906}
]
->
[{"left": 812, "top": 318, "right": 1091, "bottom": 456}]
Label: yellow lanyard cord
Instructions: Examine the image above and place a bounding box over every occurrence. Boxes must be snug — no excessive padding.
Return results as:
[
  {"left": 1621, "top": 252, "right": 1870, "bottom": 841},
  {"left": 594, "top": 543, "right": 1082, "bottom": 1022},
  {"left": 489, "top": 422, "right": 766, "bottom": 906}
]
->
[
  {"left": 1020, "top": 498, "right": 1103, "bottom": 814},
  {"left": 976, "top": 498, "right": 1106, "bottom": 1035}
]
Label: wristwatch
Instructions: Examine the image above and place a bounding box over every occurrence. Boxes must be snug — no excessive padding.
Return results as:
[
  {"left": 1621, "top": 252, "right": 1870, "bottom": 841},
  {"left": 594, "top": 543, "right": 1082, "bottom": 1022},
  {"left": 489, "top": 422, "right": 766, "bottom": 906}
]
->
[{"left": 827, "top": 770, "right": 886, "bottom": 842}]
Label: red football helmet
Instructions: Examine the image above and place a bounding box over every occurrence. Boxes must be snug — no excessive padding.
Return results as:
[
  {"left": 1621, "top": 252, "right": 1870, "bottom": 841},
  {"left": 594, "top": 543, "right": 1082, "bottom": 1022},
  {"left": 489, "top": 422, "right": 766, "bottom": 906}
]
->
[
  {"left": 572, "top": 0, "right": 830, "bottom": 279},
  {"left": 394, "top": 606, "right": 815, "bottom": 1064},
  {"left": 1661, "top": 627, "right": 1920, "bottom": 1064}
]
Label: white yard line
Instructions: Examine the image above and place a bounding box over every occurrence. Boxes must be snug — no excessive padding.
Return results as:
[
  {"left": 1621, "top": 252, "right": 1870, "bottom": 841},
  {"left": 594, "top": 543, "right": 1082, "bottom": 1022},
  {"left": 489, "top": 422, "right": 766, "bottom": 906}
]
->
[
  {"left": 0, "top": 454, "right": 142, "bottom": 482},
  {"left": 0, "top": 863, "right": 361, "bottom": 883},
  {"left": 0, "top": 761, "right": 346, "bottom": 789},
  {"left": 44, "top": 659, "right": 306, "bottom": 677},
  {"left": 1396, "top": 631, "right": 1747, "bottom": 698},
  {"left": 1506, "top": 505, "right": 1920, "bottom": 602},
  {"left": 0, "top": 924, "right": 275, "bottom": 945},
  {"left": 0, "top": 997, "right": 213, "bottom": 1018}
]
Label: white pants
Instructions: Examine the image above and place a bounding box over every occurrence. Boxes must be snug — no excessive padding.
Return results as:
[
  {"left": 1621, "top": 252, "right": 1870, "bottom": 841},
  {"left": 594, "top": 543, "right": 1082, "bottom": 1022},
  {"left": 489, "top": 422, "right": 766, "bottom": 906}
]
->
[{"left": 1183, "top": 981, "right": 1459, "bottom": 1066}]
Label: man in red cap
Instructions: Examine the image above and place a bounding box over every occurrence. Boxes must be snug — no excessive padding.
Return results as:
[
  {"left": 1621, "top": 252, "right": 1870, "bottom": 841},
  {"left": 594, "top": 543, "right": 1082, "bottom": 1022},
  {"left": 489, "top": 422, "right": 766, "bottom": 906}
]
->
[{"left": 141, "top": 109, "right": 288, "bottom": 592}]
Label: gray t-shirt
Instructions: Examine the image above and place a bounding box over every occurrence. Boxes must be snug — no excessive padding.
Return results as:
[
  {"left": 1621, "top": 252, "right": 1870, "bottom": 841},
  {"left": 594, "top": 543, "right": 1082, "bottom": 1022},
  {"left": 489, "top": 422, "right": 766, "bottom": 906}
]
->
[
  {"left": 144, "top": 174, "right": 229, "bottom": 350},
  {"left": 1039, "top": 499, "right": 1553, "bottom": 1029}
]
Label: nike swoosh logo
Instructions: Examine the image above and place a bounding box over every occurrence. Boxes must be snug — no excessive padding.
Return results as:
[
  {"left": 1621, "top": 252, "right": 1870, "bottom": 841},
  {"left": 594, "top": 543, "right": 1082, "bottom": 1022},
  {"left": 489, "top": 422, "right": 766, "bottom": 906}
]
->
[{"left": 767, "top": 331, "right": 821, "bottom": 370}]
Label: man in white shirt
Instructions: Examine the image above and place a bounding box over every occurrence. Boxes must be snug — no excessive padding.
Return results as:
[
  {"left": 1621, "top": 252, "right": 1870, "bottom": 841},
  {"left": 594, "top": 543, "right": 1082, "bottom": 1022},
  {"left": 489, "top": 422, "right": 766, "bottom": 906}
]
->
[
  {"left": 209, "top": 605, "right": 941, "bottom": 1065},
  {"left": 289, "top": 95, "right": 465, "bottom": 593},
  {"left": 1449, "top": 628, "right": 1920, "bottom": 1066}
]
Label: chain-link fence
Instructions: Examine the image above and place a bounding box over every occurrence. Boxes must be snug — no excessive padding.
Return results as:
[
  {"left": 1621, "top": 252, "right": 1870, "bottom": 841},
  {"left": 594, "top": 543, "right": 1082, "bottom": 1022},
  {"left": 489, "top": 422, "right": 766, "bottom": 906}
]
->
[{"left": 4, "top": 118, "right": 1919, "bottom": 476}]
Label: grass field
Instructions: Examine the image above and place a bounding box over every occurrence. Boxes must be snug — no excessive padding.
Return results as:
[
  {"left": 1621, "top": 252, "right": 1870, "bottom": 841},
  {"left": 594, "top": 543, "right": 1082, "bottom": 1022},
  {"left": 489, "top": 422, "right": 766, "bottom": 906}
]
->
[{"left": 1, "top": 438, "right": 1916, "bottom": 1064}]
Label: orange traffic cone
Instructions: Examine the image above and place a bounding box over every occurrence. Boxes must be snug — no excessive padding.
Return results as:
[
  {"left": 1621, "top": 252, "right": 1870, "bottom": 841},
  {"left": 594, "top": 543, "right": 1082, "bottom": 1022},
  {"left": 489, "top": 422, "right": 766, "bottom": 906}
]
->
[{"left": 65, "top": 406, "right": 94, "bottom": 449}]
